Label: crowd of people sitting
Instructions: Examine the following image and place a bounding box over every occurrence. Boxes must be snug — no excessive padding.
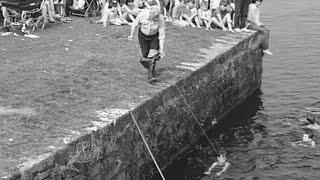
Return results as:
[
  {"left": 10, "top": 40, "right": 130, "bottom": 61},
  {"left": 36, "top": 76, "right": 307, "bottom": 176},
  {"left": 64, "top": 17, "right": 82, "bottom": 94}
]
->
[
  {"left": 0, "top": 0, "right": 271, "bottom": 37},
  {"left": 90, "top": 0, "right": 270, "bottom": 35},
  {"left": 0, "top": 0, "right": 270, "bottom": 33}
]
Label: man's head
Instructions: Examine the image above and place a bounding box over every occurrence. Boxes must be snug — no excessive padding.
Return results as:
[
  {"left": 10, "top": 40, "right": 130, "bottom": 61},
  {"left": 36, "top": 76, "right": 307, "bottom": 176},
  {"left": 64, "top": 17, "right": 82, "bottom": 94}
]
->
[
  {"left": 306, "top": 113, "right": 317, "bottom": 124},
  {"left": 149, "top": 5, "right": 160, "bottom": 21}
]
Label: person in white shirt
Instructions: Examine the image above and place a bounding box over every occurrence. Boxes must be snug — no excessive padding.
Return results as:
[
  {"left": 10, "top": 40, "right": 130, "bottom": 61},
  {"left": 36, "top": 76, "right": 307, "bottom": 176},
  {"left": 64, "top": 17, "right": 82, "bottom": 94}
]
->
[
  {"left": 209, "top": 0, "right": 221, "bottom": 12},
  {"left": 246, "top": 0, "right": 272, "bottom": 55},
  {"left": 128, "top": 6, "right": 165, "bottom": 82}
]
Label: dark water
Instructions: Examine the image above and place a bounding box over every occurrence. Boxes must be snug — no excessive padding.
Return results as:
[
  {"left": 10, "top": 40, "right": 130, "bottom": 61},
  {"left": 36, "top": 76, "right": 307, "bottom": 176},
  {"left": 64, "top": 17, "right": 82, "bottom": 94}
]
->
[{"left": 153, "top": 0, "right": 320, "bottom": 179}]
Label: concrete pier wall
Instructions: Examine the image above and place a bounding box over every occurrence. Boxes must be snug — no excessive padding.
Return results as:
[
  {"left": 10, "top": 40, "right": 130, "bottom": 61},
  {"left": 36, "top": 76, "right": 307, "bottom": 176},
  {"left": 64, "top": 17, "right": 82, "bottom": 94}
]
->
[{"left": 10, "top": 31, "right": 267, "bottom": 180}]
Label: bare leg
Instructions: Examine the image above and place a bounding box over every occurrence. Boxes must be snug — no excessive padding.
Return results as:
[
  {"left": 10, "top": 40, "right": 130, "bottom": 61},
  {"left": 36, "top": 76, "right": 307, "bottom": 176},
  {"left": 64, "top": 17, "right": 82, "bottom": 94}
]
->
[
  {"left": 204, "top": 162, "right": 218, "bottom": 175},
  {"left": 147, "top": 49, "right": 159, "bottom": 81},
  {"left": 211, "top": 17, "right": 223, "bottom": 29},
  {"left": 194, "top": 16, "right": 201, "bottom": 28},
  {"left": 41, "top": 4, "right": 49, "bottom": 23},
  {"left": 102, "top": 10, "right": 110, "bottom": 27},
  {"left": 216, "top": 162, "right": 230, "bottom": 176},
  {"left": 204, "top": 19, "right": 210, "bottom": 30},
  {"left": 96, "top": 2, "right": 107, "bottom": 23},
  {"left": 182, "top": 14, "right": 195, "bottom": 27},
  {"left": 223, "top": 13, "right": 234, "bottom": 32}
]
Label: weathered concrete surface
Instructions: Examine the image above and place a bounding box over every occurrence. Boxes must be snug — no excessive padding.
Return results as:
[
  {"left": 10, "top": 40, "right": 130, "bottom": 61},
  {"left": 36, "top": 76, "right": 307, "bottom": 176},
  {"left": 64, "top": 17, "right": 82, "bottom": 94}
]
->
[{"left": 2, "top": 30, "right": 267, "bottom": 180}]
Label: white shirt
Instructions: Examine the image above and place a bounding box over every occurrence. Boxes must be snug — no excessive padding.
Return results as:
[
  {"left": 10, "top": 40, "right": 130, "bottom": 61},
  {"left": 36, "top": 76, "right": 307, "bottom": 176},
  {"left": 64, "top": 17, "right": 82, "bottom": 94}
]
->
[
  {"left": 247, "top": 4, "right": 260, "bottom": 25},
  {"left": 132, "top": 9, "right": 165, "bottom": 40},
  {"left": 210, "top": 0, "right": 221, "bottom": 10}
]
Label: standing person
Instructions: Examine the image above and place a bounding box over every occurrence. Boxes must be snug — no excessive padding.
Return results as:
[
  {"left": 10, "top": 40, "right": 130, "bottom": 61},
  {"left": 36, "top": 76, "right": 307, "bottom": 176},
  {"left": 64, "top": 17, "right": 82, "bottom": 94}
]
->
[
  {"left": 42, "top": 0, "right": 60, "bottom": 23},
  {"left": 246, "top": 0, "right": 272, "bottom": 55},
  {"left": 128, "top": 6, "right": 165, "bottom": 82},
  {"left": 233, "top": 0, "right": 250, "bottom": 32}
]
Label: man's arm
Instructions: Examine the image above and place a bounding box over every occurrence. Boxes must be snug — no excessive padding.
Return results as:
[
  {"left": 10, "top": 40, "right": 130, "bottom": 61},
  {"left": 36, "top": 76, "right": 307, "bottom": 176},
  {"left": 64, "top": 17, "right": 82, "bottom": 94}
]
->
[
  {"left": 128, "top": 12, "right": 141, "bottom": 40},
  {"left": 158, "top": 15, "right": 165, "bottom": 57}
]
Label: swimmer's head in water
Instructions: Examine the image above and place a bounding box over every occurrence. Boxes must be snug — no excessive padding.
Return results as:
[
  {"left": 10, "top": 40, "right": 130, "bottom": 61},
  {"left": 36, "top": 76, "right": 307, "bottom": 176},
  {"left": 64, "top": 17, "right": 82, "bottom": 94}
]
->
[
  {"left": 306, "top": 115, "right": 316, "bottom": 124},
  {"left": 309, "top": 133, "right": 314, "bottom": 139}
]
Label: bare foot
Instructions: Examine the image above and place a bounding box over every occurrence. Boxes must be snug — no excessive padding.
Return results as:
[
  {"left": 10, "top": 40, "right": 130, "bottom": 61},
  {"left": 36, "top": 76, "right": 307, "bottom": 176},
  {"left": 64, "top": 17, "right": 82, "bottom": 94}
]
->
[
  {"left": 234, "top": 28, "right": 241, "bottom": 33},
  {"left": 263, "top": 49, "right": 273, "bottom": 55}
]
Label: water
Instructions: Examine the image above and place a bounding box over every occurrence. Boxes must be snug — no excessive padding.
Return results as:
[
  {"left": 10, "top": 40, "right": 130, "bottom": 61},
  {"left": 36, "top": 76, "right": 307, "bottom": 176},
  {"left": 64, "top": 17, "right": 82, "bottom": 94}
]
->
[{"left": 153, "top": 0, "right": 320, "bottom": 179}]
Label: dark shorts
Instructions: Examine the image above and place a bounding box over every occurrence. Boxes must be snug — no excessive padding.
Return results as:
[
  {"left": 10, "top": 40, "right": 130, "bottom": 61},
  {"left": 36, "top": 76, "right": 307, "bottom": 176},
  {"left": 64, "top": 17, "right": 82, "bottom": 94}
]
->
[{"left": 138, "top": 29, "right": 159, "bottom": 58}]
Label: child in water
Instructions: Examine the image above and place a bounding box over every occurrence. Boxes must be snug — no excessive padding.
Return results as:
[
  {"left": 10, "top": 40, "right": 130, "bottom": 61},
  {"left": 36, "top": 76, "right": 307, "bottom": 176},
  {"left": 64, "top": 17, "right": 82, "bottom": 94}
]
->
[
  {"left": 292, "top": 134, "right": 315, "bottom": 148},
  {"left": 298, "top": 113, "right": 320, "bottom": 130},
  {"left": 204, "top": 150, "right": 231, "bottom": 176}
]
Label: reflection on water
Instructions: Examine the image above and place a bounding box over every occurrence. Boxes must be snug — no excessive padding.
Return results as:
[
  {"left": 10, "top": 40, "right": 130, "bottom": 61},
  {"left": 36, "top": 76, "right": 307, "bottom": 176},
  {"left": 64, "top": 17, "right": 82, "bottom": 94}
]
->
[{"left": 153, "top": 0, "right": 320, "bottom": 179}]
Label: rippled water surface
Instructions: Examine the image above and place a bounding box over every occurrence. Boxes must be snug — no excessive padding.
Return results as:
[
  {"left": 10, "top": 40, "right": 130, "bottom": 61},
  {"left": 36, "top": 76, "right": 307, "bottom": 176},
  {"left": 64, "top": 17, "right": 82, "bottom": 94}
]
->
[{"left": 153, "top": 0, "right": 320, "bottom": 179}]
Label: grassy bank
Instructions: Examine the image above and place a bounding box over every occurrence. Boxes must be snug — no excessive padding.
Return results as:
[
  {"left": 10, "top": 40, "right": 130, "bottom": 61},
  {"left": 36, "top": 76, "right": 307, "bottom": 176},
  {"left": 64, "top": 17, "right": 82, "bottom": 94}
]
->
[{"left": 0, "top": 16, "right": 231, "bottom": 175}]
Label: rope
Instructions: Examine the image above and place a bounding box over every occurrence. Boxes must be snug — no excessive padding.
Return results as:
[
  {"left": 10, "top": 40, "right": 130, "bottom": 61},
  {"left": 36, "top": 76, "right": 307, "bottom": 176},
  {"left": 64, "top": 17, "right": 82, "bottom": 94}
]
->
[
  {"left": 175, "top": 85, "right": 219, "bottom": 154},
  {"left": 129, "top": 111, "right": 166, "bottom": 180}
]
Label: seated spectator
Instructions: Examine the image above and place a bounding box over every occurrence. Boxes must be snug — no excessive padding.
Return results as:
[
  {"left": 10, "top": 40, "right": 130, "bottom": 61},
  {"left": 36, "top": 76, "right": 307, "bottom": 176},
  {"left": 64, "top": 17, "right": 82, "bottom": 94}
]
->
[
  {"left": 121, "top": 0, "right": 148, "bottom": 22},
  {"left": 198, "top": 0, "right": 211, "bottom": 30},
  {"left": 95, "top": 0, "right": 128, "bottom": 27},
  {"left": 226, "top": 0, "right": 234, "bottom": 22},
  {"left": 172, "top": 0, "right": 198, "bottom": 27},
  {"left": 71, "top": 0, "right": 85, "bottom": 10},
  {"left": 183, "top": 0, "right": 200, "bottom": 28},
  {"left": 210, "top": 0, "right": 234, "bottom": 32},
  {"left": 42, "top": 0, "right": 61, "bottom": 23},
  {"left": 246, "top": 0, "right": 272, "bottom": 55}
]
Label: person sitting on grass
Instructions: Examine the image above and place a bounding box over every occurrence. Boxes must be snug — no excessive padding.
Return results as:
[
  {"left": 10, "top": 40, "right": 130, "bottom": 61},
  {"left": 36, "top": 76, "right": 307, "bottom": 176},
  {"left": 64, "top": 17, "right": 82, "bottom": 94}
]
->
[
  {"left": 121, "top": 0, "right": 149, "bottom": 22},
  {"left": 198, "top": 0, "right": 211, "bottom": 30},
  {"left": 181, "top": 0, "right": 200, "bottom": 28},
  {"left": 172, "top": 0, "right": 198, "bottom": 28},
  {"left": 225, "top": 0, "right": 235, "bottom": 25},
  {"left": 95, "top": 0, "right": 129, "bottom": 26},
  {"left": 210, "top": 0, "right": 234, "bottom": 32},
  {"left": 246, "top": 0, "right": 272, "bottom": 55}
]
